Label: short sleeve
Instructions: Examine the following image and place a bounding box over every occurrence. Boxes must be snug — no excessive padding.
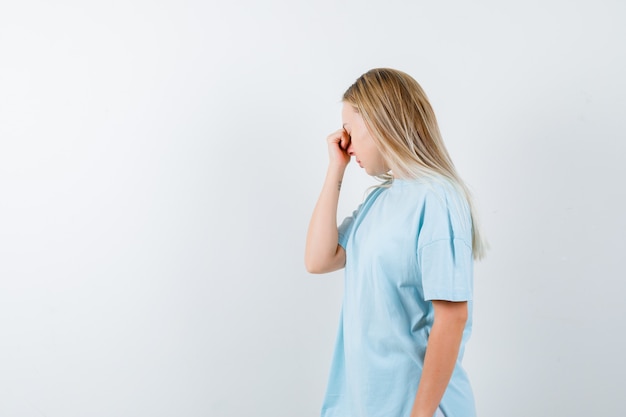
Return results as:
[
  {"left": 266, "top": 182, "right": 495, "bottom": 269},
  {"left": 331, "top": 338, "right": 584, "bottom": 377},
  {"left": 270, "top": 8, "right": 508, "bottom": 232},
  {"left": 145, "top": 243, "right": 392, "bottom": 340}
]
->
[
  {"left": 416, "top": 184, "right": 474, "bottom": 301},
  {"left": 418, "top": 238, "right": 473, "bottom": 301},
  {"left": 338, "top": 205, "right": 361, "bottom": 249},
  {"left": 337, "top": 186, "right": 386, "bottom": 249}
]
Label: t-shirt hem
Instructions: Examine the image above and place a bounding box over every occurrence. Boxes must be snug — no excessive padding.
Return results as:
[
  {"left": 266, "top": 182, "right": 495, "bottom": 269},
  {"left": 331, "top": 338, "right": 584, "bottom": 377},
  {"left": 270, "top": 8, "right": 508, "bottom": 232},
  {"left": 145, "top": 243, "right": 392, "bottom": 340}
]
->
[{"left": 423, "top": 289, "right": 473, "bottom": 302}]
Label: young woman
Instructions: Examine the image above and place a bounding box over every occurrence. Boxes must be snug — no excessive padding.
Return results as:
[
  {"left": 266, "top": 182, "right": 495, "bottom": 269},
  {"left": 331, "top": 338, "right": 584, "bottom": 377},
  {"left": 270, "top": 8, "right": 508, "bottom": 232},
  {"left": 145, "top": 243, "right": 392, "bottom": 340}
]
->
[{"left": 305, "top": 68, "right": 486, "bottom": 417}]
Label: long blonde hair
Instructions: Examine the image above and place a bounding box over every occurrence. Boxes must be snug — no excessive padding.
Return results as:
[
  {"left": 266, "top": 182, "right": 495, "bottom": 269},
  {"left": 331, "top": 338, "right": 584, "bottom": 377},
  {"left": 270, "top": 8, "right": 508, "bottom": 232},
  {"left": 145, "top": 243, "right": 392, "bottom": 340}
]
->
[{"left": 343, "top": 68, "right": 487, "bottom": 259}]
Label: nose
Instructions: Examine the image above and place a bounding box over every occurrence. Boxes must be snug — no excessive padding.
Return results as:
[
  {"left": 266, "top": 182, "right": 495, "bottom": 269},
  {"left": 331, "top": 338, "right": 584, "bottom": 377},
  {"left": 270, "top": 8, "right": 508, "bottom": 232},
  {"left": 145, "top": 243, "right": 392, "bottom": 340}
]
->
[{"left": 347, "top": 142, "right": 354, "bottom": 155}]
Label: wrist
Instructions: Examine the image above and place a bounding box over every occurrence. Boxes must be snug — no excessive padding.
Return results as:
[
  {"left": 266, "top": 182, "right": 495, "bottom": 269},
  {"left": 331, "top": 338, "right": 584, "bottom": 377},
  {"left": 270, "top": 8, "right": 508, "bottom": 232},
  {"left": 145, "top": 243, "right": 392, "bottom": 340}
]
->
[{"left": 326, "top": 164, "right": 346, "bottom": 179}]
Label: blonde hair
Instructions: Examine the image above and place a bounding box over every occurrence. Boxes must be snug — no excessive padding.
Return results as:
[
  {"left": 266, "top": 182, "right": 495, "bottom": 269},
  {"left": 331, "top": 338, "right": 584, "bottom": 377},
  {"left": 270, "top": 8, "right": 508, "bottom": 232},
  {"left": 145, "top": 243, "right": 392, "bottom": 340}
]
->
[{"left": 343, "top": 68, "right": 487, "bottom": 260}]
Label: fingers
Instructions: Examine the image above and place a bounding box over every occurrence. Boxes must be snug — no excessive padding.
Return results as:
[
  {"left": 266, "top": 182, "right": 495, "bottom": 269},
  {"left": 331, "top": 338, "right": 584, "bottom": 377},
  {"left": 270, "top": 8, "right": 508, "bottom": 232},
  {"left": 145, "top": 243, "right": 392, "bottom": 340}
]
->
[
  {"left": 327, "top": 128, "right": 350, "bottom": 151},
  {"left": 325, "top": 128, "right": 351, "bottom": 168},
  {"left": 339, "top": 129, "right": 350, "bottom": 151}
]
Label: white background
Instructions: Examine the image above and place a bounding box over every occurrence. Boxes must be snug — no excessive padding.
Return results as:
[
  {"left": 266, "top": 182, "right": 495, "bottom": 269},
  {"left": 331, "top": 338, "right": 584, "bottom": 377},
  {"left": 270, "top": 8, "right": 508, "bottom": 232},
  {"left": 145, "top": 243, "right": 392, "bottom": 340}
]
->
[{"left": 1, "top": 1, "right": 625, "bottom": 416}]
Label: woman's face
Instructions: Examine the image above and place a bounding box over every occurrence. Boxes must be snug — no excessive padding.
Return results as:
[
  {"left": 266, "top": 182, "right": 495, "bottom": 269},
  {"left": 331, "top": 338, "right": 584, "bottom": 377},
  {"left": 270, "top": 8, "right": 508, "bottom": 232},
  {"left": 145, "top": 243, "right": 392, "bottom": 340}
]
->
[{"left": 341, "top": 103, "right": 388, "bottom": 176}]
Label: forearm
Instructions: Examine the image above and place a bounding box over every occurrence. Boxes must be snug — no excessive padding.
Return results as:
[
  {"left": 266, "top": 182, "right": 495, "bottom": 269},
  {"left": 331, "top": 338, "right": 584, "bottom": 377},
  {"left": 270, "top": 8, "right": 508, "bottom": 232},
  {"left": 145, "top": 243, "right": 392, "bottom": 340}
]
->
[
  {"left": 304, "top": 166, "right": 345, "bottom": 273},
  {"left": 410, "top": 302, "right": 467, "bottom": 417}
]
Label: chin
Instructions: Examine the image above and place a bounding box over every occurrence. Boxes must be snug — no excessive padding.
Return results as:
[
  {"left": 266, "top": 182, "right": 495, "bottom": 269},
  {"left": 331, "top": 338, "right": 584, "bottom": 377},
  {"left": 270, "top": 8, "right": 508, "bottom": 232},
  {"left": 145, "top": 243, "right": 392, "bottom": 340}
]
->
[{"left": 366, "top": 168, "right": 386, "bottom": 176}]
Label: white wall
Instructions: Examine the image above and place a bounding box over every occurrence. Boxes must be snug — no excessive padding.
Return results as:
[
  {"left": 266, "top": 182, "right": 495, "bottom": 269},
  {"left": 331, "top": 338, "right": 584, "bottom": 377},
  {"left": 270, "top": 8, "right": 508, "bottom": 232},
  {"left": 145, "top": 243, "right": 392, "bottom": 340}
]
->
[{"left": 1, "top": 1, "right": 625, "bottom": 416}]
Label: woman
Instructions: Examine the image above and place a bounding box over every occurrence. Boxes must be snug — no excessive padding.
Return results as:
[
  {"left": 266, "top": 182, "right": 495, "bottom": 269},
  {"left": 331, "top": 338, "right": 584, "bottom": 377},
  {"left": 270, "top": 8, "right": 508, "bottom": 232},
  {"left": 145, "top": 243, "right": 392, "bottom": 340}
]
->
[{"left": 305, "top": 68, "right": 486, "bottom": 417}]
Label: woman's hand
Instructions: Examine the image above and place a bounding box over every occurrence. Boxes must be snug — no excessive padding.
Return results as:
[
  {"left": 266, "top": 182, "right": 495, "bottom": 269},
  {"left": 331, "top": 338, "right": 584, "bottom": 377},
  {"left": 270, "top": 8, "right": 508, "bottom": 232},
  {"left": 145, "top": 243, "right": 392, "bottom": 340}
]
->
[
  {"left": 326, "top": 128, "right": 351, "bottom": 169},
  {"left": 304, "top": 128, "right": 350, "bottom": 274}
]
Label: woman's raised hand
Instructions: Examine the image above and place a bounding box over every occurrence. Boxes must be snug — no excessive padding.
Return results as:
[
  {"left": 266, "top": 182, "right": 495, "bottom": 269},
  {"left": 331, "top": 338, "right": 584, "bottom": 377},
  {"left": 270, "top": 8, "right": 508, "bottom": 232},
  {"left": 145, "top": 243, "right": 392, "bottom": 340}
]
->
[
  {"left": 305, "top": 129, "right": 350, "bottom": 274},
  {"left": 326, "top": 128, "right": 351, "bottom": 169}
]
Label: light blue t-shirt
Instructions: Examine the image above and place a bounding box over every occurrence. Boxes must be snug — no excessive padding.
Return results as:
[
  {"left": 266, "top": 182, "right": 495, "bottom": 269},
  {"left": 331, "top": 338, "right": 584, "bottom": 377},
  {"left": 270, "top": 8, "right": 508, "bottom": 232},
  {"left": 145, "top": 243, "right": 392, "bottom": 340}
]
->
[{"left": 321, "top": 178, "right": 476, "bottom": 417}]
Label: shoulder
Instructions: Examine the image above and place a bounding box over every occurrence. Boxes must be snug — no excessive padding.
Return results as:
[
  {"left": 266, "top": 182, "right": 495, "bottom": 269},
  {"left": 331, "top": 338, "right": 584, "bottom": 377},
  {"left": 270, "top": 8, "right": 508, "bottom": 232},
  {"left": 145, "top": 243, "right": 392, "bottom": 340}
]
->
[
  {"left": 398, "top": 177, "right": 472, "bottom": 249},
  {"left": 392, "top": 177, "right": 467, "bottom": 212}
]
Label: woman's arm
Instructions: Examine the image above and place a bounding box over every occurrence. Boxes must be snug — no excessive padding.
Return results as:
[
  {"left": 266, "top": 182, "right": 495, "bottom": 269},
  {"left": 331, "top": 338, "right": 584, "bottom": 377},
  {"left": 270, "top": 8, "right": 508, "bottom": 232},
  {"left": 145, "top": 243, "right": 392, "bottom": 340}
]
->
[
  {"left": 304, "top": 129, "right": 351, "bottom": 274},
  {"left": 410, "top": 300, "right": 468, "bottom": 417}
]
